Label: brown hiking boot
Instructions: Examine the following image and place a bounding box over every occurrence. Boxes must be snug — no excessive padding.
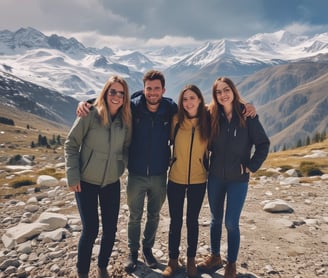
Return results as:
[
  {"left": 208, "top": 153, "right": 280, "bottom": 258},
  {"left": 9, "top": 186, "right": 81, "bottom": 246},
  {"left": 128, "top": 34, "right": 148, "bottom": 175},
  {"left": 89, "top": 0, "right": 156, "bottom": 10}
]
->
[
  {"left": 224, "top": 262, "right": 236, "bottom": 278},
  {"left": 197, "top": 254, "right": 223, "bottom": 272},
  {"left": 187, "top": 257, "right": 198, "bottom": 278},
  {"left": 162, "top": 258, "right": 180, "bottom": 277}
]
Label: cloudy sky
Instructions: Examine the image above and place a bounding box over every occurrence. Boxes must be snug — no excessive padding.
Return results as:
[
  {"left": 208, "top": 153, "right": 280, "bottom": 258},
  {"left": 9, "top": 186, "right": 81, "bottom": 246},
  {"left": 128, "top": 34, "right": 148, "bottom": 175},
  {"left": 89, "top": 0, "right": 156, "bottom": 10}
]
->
[{"left": 0, "top": 0, "right": 327, "bottom": 49}]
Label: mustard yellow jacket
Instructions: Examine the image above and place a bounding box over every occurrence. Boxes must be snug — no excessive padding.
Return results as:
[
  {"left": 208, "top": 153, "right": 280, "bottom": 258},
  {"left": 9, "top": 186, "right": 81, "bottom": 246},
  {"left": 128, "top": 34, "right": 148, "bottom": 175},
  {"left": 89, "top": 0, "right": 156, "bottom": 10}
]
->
[{"left": 169, "top": 115, "right": 208, "bottom": 185}]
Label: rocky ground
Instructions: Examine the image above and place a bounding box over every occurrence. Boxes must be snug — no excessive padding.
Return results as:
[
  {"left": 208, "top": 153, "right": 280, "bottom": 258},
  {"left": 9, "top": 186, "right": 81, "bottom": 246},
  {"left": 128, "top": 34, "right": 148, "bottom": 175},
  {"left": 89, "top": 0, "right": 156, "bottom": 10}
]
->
[{"left": 0, "top": 151, "right": 328, "bottom": 277}]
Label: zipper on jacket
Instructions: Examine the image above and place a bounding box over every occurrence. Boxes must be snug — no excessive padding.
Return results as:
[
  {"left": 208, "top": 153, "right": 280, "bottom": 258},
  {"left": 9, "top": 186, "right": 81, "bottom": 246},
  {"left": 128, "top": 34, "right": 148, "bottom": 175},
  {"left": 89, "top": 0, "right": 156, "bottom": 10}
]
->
[
  {"left": 187, "top": 127, "right": 195, "bottom": 185},
  {"left": 222, "top": 120, "right": 231, "bottom": 179},
  {"left": 146, "top": 117, "right": 155, "bottom": 176}
]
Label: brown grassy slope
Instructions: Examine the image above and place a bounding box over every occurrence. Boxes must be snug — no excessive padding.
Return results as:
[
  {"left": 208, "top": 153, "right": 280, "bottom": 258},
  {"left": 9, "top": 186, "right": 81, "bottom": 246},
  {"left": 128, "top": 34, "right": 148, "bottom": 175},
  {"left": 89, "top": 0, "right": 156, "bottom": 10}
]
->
[
  {"left": 0, "top": 103, "right": 70, "bottom": 155},
  {"left": 260, "top": 137, "right": 328, "bottom": 175},
  {"left": 0, "top": 104, "right": 71, "bottom": 197},
  {"left": 0, "top": 103, "right": 70, "bottom": 140}
]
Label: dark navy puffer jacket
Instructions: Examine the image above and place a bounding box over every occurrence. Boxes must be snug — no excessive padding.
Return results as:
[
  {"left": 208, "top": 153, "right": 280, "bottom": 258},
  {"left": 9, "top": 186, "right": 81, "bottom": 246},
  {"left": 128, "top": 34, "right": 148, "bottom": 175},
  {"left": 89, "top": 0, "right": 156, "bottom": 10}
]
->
[
  {"left": 210, "top": 110, "right": 270, "bottom": 182},
  {"left": 128, "top": 91, "right": 178, "bottom": 176}
]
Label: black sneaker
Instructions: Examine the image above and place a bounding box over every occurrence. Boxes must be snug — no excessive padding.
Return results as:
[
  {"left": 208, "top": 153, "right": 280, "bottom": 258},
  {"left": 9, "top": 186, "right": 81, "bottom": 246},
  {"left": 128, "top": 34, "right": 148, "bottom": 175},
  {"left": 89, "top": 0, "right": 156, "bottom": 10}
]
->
[
  {"left": 142, "top": 247, "right": 158, "bottom": 268},
  {"left": 124, "top": 251, "right": 138, "bottom": 273}
]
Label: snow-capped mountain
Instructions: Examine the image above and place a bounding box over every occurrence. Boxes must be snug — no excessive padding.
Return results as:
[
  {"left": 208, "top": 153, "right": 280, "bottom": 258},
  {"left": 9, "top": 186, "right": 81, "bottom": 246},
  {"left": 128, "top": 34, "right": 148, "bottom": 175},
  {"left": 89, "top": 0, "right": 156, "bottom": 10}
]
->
[
  {"left": 1, "top": 27, "right": 328, "bottom": 149},
  {"left": 163, "top": 30, "right": 328, "bottom": 97},
  {"left": 1, "top": 27, "right": 328, "bottom": 100},
  {"left": 116, "top": 51, "right": 157, "bottom": 72}
]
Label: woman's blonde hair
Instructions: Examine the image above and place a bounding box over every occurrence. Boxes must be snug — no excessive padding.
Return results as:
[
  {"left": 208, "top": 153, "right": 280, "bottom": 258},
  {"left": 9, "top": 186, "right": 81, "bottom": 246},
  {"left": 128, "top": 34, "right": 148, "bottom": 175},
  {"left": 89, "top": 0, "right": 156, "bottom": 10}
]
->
[
  {"left": 209, "top": 77, "right": 246, "bottom": 142},
  {"left": 94, "top": 75, "right": 131, "bottom": 127}
]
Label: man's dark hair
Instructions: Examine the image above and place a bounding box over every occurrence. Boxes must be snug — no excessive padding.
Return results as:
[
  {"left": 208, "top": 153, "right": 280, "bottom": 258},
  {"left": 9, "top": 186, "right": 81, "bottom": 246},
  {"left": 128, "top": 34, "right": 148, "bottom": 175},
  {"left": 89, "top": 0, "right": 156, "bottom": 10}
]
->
[{"left": 143, "top": 70, "right": 165, "bottom": 88}]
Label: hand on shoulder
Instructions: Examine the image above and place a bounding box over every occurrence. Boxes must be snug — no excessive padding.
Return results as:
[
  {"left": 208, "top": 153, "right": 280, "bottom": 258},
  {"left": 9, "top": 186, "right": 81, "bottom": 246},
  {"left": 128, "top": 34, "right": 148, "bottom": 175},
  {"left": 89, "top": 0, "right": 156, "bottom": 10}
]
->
[{"left": 77, "top": 101, "right": 92, "bottom": 117}]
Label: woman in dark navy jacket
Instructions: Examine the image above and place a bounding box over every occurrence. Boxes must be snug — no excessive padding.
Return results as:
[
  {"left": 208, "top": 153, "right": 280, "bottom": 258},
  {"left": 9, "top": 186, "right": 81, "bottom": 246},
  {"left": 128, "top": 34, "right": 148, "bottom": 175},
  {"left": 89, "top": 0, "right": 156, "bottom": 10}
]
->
[{"left": 198, "top": 77, "right": 270, "bottom": 278}]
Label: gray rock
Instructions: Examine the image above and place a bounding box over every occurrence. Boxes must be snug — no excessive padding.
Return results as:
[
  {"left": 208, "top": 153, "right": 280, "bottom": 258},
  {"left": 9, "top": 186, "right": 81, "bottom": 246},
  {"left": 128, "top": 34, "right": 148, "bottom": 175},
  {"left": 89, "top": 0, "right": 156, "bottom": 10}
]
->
[{"left": 263, "top": 199, "right": 294, "bottom": 213}]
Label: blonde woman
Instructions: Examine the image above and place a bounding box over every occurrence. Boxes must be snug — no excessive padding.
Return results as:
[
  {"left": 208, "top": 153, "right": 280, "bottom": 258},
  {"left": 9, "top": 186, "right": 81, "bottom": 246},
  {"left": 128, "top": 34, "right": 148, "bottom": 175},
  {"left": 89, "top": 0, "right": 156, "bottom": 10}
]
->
[{"left": 65, "top": 75, "right": 132, "bottom": 278}]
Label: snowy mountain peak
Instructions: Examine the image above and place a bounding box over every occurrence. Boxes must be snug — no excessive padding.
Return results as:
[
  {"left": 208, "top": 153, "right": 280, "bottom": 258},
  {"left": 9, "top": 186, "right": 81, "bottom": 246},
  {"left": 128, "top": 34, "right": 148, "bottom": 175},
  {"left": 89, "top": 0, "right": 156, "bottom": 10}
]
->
[
  {"left": 117, "top": 51, "right": 155, "bottom": 71},
  {"left": 47, "top": 34, "right": 86, "bottom": 54},
  {"left": 1, "top": 27, "right": 328, "bottom": 101},
  {"left": 181, "top": 39, "right": 245, "bottom": 67},
  {"left": 14, "top": 27, "right": 46, "bottom": 41},
  {"left": 0, "top": 27, "right": 89, "bottom": 57}
]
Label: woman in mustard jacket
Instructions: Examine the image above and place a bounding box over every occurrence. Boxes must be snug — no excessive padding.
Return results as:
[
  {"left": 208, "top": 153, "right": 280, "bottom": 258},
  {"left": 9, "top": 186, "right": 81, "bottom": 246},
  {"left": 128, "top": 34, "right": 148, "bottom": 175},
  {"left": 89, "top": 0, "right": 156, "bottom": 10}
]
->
[
  {"left": 162, "top": 84, "right": 210, "bottom": 278},
  {"left": 65, "top": 75, "right": 132, "bottom": 278}
]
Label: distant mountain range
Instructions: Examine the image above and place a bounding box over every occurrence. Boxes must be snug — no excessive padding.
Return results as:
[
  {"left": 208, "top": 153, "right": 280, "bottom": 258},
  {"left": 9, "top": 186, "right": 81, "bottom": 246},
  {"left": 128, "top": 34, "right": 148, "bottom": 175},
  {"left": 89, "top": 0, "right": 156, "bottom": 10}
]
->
[{"left": 0, "top": 27, "right": 328, "bottom": 150}]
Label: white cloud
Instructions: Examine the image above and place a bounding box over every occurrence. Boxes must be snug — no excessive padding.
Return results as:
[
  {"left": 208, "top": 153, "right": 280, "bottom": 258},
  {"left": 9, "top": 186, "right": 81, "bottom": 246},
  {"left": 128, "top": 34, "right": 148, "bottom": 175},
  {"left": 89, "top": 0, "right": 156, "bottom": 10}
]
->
[
  {"left": 285, "top": 23, "right": 328, "bottom": 36},
  {"left": 0, "top": 0, "right": 327, "bottom": 48}
]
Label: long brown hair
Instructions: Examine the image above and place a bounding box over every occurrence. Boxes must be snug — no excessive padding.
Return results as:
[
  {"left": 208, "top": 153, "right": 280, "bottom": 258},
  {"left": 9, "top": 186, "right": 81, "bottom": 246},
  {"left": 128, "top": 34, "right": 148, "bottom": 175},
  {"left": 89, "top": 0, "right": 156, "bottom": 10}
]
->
[
  {"left": 177, "top": 84, "right": 210, "bottom": 142},
  {"left": 209, "top": 77, "right": 246, "bottom": 141},
  {"left": 94, "top": 75, "right": 131, "bottom": 127}
]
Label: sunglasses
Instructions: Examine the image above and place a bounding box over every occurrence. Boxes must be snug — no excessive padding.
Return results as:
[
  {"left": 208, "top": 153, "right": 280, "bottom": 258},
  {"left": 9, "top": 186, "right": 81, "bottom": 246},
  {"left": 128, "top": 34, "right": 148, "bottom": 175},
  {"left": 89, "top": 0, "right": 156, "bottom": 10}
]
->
[{"left": 108, "top": 89, "right": 124, "bottom": 99}]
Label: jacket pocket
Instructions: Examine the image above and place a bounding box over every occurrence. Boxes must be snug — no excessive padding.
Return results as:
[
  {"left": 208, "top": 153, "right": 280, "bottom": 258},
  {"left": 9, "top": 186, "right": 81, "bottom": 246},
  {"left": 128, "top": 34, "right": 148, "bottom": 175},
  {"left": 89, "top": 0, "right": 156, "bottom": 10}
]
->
[
  {"left": 226, "top": 160, "right": 243, "bottom": 180},
  {"left": 81, "top": 146, "right": 108, "bottom": 184},
  {"left": 115, "top": 154, "right": 125, "bottom": 177}
]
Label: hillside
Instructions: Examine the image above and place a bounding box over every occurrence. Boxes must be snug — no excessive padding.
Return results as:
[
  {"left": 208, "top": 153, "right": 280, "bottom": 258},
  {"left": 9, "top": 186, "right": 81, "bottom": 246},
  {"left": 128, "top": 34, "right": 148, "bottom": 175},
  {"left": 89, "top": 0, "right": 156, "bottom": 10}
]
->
[
  {"left": 238, "top": 60, "right": 328, "bottom": 150},
  {"left": 0, "top": 70, "right": 78, "bottom": 126},
  {"left": 0, "top": 104, "right": 70, "bottom": 159}
]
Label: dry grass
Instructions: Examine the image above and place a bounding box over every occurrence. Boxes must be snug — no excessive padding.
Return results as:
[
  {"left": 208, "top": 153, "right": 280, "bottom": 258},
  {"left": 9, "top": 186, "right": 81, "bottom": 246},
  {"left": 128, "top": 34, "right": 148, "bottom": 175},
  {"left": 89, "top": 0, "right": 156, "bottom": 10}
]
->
[
  {"left": 261, "top": 138, "right": 328, "bottom": 175},
  {"left": 0, "top": 103, "right": 70, "bottom": 134},
  {"left": 0, "top": 109, "right": 69, "bottom": 199}
]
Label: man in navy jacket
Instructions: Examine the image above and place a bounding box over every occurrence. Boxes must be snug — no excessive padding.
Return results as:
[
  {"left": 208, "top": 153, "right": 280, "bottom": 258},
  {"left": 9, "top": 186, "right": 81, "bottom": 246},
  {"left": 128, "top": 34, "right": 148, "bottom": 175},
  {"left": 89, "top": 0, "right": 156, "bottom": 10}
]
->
[{"left": 125, "top": 70, "right": 177, "bottom": 272}]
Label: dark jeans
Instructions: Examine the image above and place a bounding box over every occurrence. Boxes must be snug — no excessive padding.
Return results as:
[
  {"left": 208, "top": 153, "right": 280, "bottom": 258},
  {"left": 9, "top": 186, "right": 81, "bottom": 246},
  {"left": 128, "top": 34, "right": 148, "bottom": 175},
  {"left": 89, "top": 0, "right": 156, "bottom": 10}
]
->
[
  {"left": 167, "top": 180, "right": 206, "bottom": 259},
  {"left": 75, "top": 180, "right": 120, "bottom": 273}
]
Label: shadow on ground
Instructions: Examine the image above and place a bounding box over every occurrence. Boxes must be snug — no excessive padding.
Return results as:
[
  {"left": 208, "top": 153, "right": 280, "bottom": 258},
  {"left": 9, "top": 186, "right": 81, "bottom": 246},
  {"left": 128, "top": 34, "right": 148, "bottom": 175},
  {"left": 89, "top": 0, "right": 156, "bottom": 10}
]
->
[{"left": 130, "top": 261, "right": 259, "bottom": 278}]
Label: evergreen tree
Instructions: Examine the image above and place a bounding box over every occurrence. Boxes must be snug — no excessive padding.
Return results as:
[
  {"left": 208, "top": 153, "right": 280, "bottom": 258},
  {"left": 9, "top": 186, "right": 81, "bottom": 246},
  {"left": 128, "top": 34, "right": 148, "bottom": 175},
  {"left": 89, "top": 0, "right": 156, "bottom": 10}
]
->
[
  {"left": 38, "top": 134, "right": 43, "bottom": 146},
  {"left": 306, "top": 136, "right": 310, "bottom": 146},
  {"left": 312, "top": 132, "right": 321, "bottom": 143},
  {"left": 42, "top": 136, "right": 48, "bottom": 146},
  {"left": 57, "top": 135, "right": 61, "bottom": 145}
]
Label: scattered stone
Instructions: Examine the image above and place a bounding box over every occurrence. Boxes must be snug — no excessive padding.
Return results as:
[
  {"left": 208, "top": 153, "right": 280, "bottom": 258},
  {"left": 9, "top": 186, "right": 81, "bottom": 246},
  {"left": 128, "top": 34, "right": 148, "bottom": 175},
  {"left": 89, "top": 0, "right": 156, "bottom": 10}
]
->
[
  {"left": 0, "top": 150, "right": 327, "bottom": 278},
  {"left": 263, "top": 199, "right": 294, "bottom": 213}
]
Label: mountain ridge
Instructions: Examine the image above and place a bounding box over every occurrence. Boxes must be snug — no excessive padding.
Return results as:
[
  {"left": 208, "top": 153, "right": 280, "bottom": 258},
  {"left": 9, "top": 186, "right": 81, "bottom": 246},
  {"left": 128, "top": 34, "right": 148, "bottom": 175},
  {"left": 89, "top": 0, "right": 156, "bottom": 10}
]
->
[
  {"left": 0, "top": 70, "right": 78, "bottom": 126},
  {"left": 1, "top": 27, "right": 328, "bottom": 150}
]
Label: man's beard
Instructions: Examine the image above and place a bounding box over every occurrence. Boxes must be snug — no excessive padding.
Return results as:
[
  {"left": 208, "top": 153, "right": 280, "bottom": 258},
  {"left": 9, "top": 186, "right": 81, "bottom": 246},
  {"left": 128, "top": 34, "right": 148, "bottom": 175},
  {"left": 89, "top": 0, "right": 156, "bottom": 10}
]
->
[{"left": 146, "top": 98, "right": 162, "bottom": 106}]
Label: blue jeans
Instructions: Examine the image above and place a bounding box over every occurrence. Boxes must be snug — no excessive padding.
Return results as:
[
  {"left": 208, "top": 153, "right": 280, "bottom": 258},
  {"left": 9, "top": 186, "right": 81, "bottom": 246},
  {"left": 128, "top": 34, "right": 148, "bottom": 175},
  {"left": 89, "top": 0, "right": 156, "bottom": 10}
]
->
[
  {"left": 207, "top": 174, "right": 248, "bottom": 263},
  {"left": 75, "top": 180, "right": 120, "bottom": 273},
  {"left": 127, "top": 173, "right": 167, "bottom": 251},
  {"left": 167, "top": 181, "right": 206, "bottom": 259}
]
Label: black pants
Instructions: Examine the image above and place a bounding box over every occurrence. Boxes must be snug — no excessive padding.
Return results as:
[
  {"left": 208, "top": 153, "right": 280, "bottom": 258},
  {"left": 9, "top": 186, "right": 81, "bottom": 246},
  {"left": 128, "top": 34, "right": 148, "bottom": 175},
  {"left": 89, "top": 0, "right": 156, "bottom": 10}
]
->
[
  {"left": 75, "top": 180, "right": 120, "bottom": 273},
  {"left": 167, "top": 180, "right": 206, "bottom": 258}
]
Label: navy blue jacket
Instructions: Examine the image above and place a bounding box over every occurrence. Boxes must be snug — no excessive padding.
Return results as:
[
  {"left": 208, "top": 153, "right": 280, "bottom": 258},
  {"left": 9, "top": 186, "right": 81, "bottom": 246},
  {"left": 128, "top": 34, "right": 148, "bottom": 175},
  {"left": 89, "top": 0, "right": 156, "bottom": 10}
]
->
[
  {"left": 128, "top": 91, "right": 178, "bottom": 176},
  {"left": 209, "top": 110, "right": 270, "bottom": 182}
]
